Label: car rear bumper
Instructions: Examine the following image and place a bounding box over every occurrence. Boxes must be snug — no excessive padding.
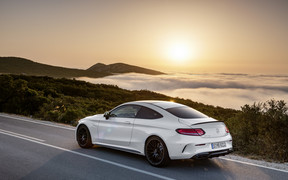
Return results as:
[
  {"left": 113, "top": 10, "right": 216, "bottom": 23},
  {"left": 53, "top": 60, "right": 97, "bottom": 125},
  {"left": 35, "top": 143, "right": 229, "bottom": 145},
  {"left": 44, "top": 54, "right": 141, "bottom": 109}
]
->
[
  {"left": 166, "top": 134, "right": 233, "bottom": 160},
  {"left": 192, "top": 148, "right": 233, "bottom": 159}
]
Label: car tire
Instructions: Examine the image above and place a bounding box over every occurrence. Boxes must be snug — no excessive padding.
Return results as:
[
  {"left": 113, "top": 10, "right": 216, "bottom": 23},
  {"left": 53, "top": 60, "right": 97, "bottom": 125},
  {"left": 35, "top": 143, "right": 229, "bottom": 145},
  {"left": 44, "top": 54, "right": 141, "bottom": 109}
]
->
[
  {"left": 76, "top": 125, "right": 93, "bottom": 148},
  {"left": 145, "top": 136, "right": 170, "bottom": 167}
]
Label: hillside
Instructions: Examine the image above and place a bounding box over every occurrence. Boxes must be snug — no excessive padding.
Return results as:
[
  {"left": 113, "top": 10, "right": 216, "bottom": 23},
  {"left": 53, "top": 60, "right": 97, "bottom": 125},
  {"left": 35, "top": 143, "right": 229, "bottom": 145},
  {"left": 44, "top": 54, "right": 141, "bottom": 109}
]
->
[
  {"left": 0, "top": 74, "right": 237, "bottom": 124},
  {"left": 87, "top": 62, "right": 164, "bottom": 75},
  {"left": 0, "top": 57, "right": 164, "bottom": 78},
  {"left": 0, "top": 57, "right": 110, "bottom": 78}
]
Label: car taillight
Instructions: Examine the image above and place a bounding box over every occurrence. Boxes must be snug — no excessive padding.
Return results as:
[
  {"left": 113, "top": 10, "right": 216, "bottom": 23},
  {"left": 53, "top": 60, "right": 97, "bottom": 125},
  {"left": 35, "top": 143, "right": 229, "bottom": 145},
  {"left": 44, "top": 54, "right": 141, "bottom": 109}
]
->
[
  {"left": 176, "top": 128, "right": 205, "bottom": 136},
  {"left": 225, "top": 126, "right": 230, "bottom": 133}
]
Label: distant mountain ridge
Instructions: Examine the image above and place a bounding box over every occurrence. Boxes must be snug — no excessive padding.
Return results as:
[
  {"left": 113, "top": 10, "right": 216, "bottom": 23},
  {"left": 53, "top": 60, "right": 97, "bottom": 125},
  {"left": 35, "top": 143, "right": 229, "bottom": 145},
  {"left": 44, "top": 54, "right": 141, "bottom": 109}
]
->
[
  {"left": 87, "top": 62, "right": 163, "bottom": 75},
  {"left": 0, "top": 57, "right": 164, "bottom": 78}
]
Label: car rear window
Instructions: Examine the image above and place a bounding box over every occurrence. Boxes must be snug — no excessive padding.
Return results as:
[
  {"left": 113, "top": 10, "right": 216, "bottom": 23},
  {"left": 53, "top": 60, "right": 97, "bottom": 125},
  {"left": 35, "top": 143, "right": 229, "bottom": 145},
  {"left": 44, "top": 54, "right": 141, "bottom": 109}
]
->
[
  {"left": 136, "top": 106, "right": 163, "bottom": 119},
  {"left": 166, "top": 106, "right": 208, "bottom": 119}
]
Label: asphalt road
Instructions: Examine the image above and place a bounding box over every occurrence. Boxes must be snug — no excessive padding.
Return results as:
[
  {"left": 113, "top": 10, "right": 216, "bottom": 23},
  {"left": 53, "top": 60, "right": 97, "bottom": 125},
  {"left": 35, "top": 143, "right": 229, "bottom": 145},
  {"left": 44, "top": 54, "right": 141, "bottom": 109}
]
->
[{"left": 0, "top": 113, "right": 287, "bottom": 180}]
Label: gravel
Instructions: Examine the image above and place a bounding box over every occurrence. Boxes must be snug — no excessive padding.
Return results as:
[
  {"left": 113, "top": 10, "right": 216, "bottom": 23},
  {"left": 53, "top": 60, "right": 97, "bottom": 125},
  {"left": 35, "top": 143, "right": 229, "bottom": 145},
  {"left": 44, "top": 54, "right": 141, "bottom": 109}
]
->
[{"left": 220, "top": 154, "right": 288, "bottom": 172}]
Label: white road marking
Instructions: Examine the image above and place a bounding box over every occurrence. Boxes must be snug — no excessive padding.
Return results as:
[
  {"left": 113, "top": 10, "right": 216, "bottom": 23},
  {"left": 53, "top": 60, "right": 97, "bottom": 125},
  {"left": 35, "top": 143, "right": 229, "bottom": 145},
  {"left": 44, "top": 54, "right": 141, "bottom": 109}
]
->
[
  {"left": 219, "top": 157, "right": 288, "bottom": 173},
  {"left": 1, "top": 113, "right": 288, "bottom": 174},
  {"left": 0, "top": 129, "right": 45, "bottom": 142},
  {"left": 0, "top": 129, "right": 175, "bottom": 180},
  {"left": 0, "top": 114, "right": 75, "bottom": 131}
]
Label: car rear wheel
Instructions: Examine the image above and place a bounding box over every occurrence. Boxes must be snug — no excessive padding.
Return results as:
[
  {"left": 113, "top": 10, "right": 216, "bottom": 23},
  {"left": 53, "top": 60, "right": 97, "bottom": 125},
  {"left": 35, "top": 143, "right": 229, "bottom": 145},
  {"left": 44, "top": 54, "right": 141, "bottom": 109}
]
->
[
  {"left": 145, "top": 136, "right": 170, "bottom": 167},
  {"left": 77, "top": 125, "right": 93, "bottom": 148}
]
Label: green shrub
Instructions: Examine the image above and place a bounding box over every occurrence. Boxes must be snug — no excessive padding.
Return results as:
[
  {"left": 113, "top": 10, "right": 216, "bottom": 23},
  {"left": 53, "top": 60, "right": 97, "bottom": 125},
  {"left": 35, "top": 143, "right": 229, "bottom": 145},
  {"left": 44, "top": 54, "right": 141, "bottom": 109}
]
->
[{"left": 226, "top": 99, "right": 288, "bottom": 162}]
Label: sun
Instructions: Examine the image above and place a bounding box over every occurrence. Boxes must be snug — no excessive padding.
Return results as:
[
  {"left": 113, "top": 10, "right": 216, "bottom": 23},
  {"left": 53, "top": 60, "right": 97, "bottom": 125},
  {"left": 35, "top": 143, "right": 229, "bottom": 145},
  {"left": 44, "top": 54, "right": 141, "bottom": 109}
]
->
[
  {"left": 165, "top": 42, "right": 193, "bottom": 63},
  {"left": 169, "top": 44, "right": 189, "bottom": 61}
]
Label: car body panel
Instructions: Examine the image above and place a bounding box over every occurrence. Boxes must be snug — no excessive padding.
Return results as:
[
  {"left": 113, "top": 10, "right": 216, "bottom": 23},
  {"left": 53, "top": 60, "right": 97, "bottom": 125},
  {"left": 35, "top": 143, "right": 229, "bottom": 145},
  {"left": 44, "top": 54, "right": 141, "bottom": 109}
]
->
[{"left": 98, "top": 116, "right": 134, "bottom": 146}]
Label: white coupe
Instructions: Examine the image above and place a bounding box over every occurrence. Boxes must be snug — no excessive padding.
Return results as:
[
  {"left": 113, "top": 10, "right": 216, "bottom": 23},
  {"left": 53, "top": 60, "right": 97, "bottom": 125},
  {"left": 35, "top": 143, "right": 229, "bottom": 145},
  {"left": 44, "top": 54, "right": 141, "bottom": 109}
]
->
[{"left": 76, "top": 100, "right": 233, "bottom": 167}]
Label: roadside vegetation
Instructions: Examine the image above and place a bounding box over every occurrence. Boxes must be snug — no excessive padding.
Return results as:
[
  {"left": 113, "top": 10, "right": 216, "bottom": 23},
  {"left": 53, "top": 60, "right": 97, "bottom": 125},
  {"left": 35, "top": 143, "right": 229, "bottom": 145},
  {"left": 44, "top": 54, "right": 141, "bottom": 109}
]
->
[{"left": 0, "top": 74, "right": 287, "bottom": 162}]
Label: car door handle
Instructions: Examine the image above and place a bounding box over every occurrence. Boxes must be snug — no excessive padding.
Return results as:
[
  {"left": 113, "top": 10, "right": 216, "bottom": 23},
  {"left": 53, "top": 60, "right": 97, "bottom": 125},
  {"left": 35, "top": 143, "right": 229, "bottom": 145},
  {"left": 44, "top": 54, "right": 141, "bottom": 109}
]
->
[{"left": 124, "top": 121, "right": 131, "bottom": 124}]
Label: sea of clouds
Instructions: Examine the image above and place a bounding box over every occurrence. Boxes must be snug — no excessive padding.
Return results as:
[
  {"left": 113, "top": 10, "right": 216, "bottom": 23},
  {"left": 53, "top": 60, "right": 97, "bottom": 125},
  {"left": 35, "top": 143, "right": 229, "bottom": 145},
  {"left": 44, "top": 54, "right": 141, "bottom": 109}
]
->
[{"left": 77, "top": 73, "right": 288, "bottom": 110}]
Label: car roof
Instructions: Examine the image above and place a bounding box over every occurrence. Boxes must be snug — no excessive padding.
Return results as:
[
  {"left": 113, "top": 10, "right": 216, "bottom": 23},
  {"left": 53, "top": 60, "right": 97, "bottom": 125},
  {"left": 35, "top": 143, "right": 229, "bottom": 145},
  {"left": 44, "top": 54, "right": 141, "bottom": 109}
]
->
[{"left": 127, "top": 100, "right": 186, "bottom": 109}]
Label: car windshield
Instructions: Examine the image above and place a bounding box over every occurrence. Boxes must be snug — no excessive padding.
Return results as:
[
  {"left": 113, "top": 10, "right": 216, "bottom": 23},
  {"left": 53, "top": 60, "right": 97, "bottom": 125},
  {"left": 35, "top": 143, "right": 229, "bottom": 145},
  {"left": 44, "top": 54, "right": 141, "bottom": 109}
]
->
[{"left": 166, "top": 106, "right": 208, "bottom": 119}]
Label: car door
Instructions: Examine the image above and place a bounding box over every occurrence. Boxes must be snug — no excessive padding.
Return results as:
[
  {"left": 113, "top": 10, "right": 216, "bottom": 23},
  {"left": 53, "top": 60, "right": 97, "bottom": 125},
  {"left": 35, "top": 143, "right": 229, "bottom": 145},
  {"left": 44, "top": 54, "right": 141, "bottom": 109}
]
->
[{"left": 98, "top": 105, "right": 140, "bottom": 146}]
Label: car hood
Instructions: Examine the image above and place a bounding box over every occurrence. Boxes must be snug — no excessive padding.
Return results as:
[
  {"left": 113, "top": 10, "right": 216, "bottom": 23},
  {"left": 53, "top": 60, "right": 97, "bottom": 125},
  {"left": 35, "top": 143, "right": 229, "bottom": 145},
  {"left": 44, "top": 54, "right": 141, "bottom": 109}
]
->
[{"left": 80, "top": 114, "right": 104, "bottom": 122}]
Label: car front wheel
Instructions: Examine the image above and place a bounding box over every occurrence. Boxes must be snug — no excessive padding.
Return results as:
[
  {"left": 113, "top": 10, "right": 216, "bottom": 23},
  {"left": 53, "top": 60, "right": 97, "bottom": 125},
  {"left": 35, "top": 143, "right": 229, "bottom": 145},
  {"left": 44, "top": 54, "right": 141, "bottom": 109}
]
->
[
  {"left": 77, "top": 125, "right": 93, "bottom": 148},
  {"left": 145, "top": 136, "right": 170, "bottom": 167}
]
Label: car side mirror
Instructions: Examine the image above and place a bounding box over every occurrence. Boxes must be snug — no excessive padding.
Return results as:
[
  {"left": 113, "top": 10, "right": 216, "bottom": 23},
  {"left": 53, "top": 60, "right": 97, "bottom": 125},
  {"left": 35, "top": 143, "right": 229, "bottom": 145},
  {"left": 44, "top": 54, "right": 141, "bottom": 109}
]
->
[{"left": 104, "top": 111, "right": 110, "bottom": 120}]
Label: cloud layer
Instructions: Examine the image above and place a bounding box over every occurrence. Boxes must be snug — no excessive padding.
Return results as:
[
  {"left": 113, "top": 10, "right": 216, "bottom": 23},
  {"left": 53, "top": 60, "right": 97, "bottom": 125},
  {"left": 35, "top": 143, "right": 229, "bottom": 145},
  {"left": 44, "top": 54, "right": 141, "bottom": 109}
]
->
[{"left": 78, "top": 73, "right": 288, "bottom": 109}]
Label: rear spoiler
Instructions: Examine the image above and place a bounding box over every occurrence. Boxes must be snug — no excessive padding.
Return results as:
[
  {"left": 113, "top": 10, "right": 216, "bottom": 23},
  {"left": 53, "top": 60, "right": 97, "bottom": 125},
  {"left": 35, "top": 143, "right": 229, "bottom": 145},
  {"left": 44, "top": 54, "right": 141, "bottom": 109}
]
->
[{"left": 191, "top": 121, "right": 224, "bottom": 126}]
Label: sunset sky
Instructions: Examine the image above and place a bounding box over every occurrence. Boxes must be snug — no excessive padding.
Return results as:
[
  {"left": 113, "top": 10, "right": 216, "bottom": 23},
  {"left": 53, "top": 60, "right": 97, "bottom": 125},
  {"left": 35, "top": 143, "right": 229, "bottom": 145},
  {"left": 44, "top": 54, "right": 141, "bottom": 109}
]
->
[{"left": 1, "top": 0, "right": 287, "bottom": 74}]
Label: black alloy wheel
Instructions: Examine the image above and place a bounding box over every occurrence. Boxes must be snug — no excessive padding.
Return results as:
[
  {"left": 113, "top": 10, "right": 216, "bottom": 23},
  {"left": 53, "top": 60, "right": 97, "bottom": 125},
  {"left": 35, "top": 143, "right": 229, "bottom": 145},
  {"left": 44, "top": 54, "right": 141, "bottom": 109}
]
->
[
  {"left": 77, "top": 125, "right": 93, "bottom": 148},
  {"left": 145, "top": 136, "right": 170, "bottom": 167}
]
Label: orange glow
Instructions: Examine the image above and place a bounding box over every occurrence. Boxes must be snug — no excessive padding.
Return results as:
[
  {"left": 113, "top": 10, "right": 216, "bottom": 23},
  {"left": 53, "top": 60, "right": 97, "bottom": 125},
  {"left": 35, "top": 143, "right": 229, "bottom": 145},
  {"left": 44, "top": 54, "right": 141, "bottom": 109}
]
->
[{"left": 0, "top": 1, "right": 287, "bottom": 74}]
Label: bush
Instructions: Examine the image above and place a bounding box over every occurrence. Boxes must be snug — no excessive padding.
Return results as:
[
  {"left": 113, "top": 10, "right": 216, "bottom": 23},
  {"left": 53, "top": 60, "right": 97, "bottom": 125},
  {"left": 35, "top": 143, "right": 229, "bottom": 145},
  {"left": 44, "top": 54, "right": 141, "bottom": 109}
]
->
[{"left": 226, "top": 99, "right": 288, "bottom": 162}]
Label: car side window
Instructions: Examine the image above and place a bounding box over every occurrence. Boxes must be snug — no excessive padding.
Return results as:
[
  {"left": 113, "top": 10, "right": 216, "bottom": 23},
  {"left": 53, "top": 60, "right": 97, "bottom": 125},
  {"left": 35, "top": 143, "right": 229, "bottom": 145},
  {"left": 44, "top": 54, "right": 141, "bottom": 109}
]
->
[
  {"left": 136, "top": 106, "right": 163, "bottom": 119},
  {"left": 110, "top": 105, "right": 141, "bottom": 118}
]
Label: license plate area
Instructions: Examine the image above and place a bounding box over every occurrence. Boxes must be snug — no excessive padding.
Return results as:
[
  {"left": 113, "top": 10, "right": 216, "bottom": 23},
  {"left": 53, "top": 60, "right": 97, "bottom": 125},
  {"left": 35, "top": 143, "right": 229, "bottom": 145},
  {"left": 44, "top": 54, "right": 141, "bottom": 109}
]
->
[{"left": 211, "top": 142, "right": 226, "bottom": 149}]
